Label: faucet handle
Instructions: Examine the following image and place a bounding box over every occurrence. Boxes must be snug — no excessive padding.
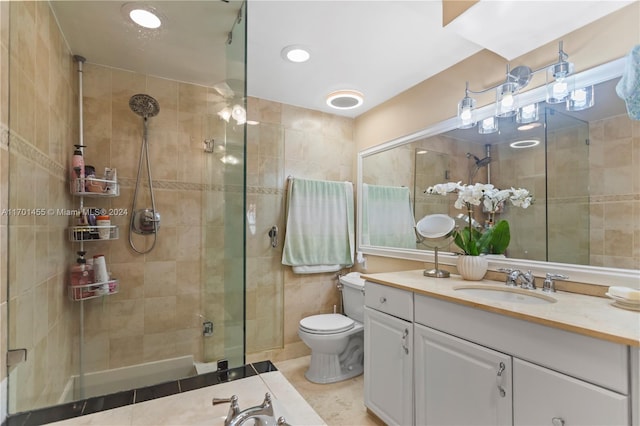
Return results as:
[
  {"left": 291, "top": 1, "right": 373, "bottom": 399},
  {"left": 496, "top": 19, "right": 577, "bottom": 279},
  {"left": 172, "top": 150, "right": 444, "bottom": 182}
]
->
[
  {"left": 498, "top": 268, "right": 520, "bottom": 287},
  {"left": 212, "top": 395, "right": 237, "bottom": 406},
  {"left": 542, "top": 273, "right": 569, "bottom": 293},
  {"left": 213, "top": 395, "right": 240, "bottom": 426},
  {"left": 521, "top": 270, "right": 536, "bottom": 290}
]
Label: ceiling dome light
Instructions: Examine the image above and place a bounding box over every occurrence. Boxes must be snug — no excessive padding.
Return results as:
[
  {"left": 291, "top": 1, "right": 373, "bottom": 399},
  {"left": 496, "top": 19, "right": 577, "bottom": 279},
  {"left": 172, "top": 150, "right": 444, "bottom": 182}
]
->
[
  {"left": 281, "top": 45, "right": 310, "bottom": 63},
  {"left": 517, "top": 122, "right": 542, "bottom": 131},
  {"left": 510, "top": 139, "right": 540, "bottom": 149},
  {"left": 122, "top": 4, "right": 162, "bottom": 29},
  {"left": 326, "top": 90, "right": 364, "bottom": 110}
]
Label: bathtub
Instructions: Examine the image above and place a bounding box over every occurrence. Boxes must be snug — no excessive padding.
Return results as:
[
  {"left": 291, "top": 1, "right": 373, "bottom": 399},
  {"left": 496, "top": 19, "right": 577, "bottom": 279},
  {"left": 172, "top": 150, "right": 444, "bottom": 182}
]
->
[{"left": 60, "top": 355, "right": 198, "bottom": 403}]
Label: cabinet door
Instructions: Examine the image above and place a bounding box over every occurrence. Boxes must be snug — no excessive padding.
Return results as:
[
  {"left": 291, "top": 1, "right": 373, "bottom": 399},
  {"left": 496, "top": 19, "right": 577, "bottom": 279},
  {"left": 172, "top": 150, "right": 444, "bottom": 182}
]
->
[
  {"left": 364, "top": 306, "right": 413, "bottom": 426},
  {"left": 414, "top": 324, "right": 512, "bottom": 426},
  {"left": 514, "top": 358, "right": 629, "bottom": 426}
]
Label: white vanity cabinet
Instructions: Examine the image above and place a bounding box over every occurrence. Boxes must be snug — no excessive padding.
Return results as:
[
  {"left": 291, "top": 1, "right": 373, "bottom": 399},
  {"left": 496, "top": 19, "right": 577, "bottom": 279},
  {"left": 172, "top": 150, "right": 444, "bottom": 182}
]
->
[
  {"left": 513, "top": 358, "right": 629, "bottom": 426},
  {"left": 414, "top": 324, "right": 512, "bottom": 426},
  {"left": 364, "top": 282, "right": 414, "bottom": 426},
  {"left": 414, "top": 293, "right": 632, "bottom": 426}
]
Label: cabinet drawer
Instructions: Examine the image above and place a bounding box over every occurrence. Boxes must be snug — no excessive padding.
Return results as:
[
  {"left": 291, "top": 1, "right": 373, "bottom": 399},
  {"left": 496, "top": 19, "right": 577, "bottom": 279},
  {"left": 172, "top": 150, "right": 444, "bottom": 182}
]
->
[
  {"left": 514, "top": 358, "right": 629, "bottom": 426},
  {"left": 365, "top": 281, "right": 413, "bottom": 321},
  {"left": 415, "top": 294, "right": 629, "bottom": 394}
]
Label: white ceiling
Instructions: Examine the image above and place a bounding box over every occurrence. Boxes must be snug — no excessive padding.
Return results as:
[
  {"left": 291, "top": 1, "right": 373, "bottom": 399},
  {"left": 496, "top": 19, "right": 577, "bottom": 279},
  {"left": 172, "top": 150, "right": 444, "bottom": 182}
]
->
[{"left": 50, "top": 1, "right": 633, "bottom": 119}]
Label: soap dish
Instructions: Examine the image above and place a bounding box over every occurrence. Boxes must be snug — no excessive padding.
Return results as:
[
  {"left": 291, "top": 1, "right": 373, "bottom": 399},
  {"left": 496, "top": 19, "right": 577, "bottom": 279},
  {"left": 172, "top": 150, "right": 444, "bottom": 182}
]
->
[{"left": 606, "top": 293, "right": 640, "bottom": 311}]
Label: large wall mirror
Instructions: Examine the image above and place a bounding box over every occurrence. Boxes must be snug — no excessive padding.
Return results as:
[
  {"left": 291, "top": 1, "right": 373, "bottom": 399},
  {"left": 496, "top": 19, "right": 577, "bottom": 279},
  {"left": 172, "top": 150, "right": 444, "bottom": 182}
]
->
[{"left": 358, "top": 57, "right": 640, "bottom": 287}]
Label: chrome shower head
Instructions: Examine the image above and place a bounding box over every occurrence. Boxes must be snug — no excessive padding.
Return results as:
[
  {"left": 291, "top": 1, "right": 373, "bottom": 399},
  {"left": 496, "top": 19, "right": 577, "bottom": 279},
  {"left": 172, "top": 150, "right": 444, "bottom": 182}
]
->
[
  {"left": 475, "top": 156, "right": 492, "bottom": 167},
  {"left": 129, "top": 94, "right": 160, "bottom": 118},
  {"left": 466, "top": 152, "right": 492, "bottom": 168}
]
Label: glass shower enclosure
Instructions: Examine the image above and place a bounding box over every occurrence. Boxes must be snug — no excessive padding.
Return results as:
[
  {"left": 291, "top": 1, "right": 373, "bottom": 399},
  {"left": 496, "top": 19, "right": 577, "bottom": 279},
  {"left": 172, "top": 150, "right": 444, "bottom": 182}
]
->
[{"left": 5, "top": 0, "right": 246, "bottom": 414}]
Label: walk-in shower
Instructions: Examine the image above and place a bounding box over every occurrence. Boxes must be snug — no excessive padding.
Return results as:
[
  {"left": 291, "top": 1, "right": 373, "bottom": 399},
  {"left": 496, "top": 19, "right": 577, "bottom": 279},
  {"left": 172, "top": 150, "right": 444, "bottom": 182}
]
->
[
  {"left": 129, "top": 93, "right": 162, "bottom": 254},
  {"left": 7, "top": 0, "right": 252, "bottom": 416}
]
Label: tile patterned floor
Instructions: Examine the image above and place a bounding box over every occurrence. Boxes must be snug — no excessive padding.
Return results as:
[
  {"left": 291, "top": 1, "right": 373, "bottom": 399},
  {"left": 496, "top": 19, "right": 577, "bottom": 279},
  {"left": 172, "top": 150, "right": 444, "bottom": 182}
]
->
[{"left": 275, "top": 356, "right": 382, "bottom": 426}]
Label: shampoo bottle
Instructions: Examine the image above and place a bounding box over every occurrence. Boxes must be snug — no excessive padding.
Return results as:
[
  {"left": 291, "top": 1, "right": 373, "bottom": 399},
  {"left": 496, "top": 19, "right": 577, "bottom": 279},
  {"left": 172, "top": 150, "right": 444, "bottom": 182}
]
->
[
  {"left": 71, "top": 144, "right": 86, "bottom": 192},
  {"left": 71, "top": 251, "right": 94, "bottom": 299}
]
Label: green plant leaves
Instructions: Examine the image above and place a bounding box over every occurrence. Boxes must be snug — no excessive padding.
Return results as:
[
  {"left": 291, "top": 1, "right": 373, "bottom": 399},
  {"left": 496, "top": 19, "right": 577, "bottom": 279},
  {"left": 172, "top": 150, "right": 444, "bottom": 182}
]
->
[{"left": 453, "top": 219, "right": 511, "bottom": 255}]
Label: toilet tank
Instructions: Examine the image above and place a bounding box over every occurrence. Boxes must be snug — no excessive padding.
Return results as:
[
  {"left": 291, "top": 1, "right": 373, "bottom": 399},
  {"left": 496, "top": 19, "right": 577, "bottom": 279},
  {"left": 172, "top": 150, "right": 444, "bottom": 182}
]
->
[{"left": 340, "top": 272, "right": 366, "bottom": 323}]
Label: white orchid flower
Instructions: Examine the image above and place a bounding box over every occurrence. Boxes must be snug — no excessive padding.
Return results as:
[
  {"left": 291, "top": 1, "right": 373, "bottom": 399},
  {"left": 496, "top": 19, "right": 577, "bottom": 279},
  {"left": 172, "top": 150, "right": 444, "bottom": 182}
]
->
[{"left": 425, "top": 181, "right": 461, "bottom": 195}]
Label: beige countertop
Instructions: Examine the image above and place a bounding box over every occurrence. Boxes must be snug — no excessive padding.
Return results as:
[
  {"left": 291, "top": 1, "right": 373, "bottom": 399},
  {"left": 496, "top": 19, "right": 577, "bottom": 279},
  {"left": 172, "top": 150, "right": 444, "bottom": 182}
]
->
[{"left": 362, "top": 270, "right": 640, "bottom": 347}]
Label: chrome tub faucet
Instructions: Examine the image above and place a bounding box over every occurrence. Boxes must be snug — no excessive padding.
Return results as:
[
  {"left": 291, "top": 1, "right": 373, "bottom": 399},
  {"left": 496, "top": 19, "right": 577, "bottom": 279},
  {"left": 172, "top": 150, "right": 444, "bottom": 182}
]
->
[{"left": 213, "top": 393, "right": 290, "bottom": 426}]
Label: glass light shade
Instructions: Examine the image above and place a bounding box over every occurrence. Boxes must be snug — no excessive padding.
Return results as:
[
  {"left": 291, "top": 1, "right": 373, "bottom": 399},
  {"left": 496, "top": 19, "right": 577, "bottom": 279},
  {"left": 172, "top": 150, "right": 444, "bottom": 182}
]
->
[
  {"left": 478, "top": 117, "right": 498, "bottom": 134},
  {"left": 217, "top": 107, "right": 231, "bottom": 122},
  {"left": 231, "top": 104, "right": 246, "bottom": 124},
  {"left": 495, "top": 82, "right": 518, "bottom": 118},
  {"left": 458, "top": 96, "right": 476, "bottom": 129},
  {"left": 546, "top": 61, "right": 574, "bottom": 104},
  {"left": 566, "top": 86, "right": 595, "bottom": 111},
  {"left": 516, "top": 103, "right": 539, "bottom": 124}
]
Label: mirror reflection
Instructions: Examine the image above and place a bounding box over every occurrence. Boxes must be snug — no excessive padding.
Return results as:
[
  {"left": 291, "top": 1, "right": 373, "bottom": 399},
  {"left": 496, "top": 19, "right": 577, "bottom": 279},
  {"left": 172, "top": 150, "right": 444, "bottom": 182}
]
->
[{"left": 360, "top": 72, "right": 638, "bottom": 271}]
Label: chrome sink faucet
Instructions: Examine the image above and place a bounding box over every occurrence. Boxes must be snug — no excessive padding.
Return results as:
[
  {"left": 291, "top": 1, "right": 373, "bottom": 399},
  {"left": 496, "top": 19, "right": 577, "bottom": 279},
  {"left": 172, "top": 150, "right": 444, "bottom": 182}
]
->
[
  {"left": 498, "top": 268, "right": 536, "bottom": 290},
  {"left": 212, "top": 393, "right": 290, "bottom": 426},
  {"left": 518, "top": 270, "right": 536, "bottom": 290}
]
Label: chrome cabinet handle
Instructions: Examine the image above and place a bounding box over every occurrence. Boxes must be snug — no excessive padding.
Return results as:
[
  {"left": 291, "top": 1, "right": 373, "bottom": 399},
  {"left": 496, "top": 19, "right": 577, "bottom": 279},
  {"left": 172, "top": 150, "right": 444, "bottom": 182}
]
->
[
  {"left": 552, "top": 417, "right": 565, "bottom": 426},
  {"left": 379, "top": 296, "right": 387, "bottom": 304},
  {"left": 496, "top": 362, "right": 506, "bottom": 397},
  {"left": 401, "top": 328, "right": 409, "bottom": 354}
]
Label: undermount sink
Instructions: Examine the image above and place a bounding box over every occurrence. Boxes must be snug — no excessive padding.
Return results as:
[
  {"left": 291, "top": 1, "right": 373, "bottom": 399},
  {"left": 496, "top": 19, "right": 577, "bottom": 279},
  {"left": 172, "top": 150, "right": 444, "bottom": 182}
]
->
[{"left": 453, "top": 285, "right": 557, "bottom": 304}]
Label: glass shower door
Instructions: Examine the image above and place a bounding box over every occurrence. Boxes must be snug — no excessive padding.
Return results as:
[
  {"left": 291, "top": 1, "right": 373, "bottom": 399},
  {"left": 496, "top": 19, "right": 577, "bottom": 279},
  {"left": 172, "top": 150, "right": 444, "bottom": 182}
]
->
[
  {"left": 202, "top": 1, "right": 247, "bottom": 368},
  {"left": 544, "top": 107, "right": 590, "bottom": 265}
]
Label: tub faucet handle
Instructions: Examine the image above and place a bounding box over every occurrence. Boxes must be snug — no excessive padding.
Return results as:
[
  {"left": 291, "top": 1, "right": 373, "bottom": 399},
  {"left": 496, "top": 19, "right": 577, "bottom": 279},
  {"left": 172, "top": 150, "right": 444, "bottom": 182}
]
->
[{"left": 212, "top": 395, "right": 240, "bottom": 425}]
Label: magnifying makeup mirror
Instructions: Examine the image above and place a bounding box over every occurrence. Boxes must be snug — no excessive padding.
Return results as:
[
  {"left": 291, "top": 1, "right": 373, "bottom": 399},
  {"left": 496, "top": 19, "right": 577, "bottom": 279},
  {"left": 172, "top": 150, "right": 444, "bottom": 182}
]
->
[{"left": 415, "top": 214, "right": 456, "bottom": 278}]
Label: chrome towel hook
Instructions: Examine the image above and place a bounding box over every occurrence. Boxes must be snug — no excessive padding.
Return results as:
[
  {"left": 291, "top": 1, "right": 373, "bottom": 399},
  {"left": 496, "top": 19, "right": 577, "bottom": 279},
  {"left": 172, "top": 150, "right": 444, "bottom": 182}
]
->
[{"left": 268, "top": 226, "right": 278, "bottom": 248}]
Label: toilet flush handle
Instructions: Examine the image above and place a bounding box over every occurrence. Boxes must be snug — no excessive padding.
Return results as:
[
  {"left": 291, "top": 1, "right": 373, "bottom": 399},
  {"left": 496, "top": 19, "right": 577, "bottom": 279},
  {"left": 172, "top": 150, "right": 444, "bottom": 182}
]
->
[{"left": 379, "top": 296, "right": 387, "bottom": 304}]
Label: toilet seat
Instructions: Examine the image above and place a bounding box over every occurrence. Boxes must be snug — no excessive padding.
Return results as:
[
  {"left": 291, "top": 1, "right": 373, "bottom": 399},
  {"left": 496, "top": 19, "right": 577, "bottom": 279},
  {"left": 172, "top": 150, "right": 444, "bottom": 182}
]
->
[{"left": 299, "top": 314, "right": 354, "bottom": 335}]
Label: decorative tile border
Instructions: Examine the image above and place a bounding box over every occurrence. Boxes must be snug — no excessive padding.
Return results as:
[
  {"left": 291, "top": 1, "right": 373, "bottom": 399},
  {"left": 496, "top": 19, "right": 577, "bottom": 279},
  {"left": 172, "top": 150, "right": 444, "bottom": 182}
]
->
[
  {"left": 7, "top": 131, "right": 65, "bottom": 178},
  {"left": 246, "top": 185, "right": 284, "bottom": 196},
  {"left": 5, "top": 131, "right": 245, "bottom": 194}
]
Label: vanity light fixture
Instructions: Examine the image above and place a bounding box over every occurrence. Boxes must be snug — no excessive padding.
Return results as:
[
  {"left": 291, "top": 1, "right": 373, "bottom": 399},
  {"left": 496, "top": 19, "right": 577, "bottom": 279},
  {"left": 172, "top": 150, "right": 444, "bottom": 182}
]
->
[
  {"left": 122, "top": 4, "right": 163, "bottom": 29},
  {"left": 457, "top": 42, "right": 593, "bottom": 130},
  {"left": 510, "top": 139, "right": 540, "bottom": 149},
  {"left": 457, "top": 85, "right": 477, "bottom": 129},
  {"left": 495, "top": 81, "right": 519, "bottom": 118},
  {"left": 478, "top": 116, "right": 498, "bottom": 134},
  {"left": 326, "top": 90, "right": 364, "bottom": 110},
  {"left": 546, "top": 42, "right": 574, "bottom": 104},
  {"left": 567, "top": 86, "right": 595, "bottom": 111},
  {"left": 281, "top": 45, "right": 311, "bottom": 63},
  {"left": 517, "top": 103, "right": 539, "bottom": 124}
]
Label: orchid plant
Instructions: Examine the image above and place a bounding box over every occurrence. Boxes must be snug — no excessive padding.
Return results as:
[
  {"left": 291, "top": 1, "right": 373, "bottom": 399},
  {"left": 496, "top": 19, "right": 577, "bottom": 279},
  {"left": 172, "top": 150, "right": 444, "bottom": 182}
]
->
[{"left": 425, "top": 182, "right": 534, "bottom": 255}]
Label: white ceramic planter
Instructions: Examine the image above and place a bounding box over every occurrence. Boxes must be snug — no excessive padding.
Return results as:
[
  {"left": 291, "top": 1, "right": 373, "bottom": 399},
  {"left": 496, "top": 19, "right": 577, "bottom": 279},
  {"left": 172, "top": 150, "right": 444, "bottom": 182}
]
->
[{"left": 456, "top": 255, "right": 488, "bottom": 281}]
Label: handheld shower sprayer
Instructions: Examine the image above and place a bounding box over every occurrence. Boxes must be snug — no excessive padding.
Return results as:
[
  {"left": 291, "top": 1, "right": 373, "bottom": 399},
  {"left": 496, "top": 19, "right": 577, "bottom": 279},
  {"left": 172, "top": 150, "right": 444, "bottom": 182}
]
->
[{"left": 129, "top": 94, "right": 161, "bottom": 254}]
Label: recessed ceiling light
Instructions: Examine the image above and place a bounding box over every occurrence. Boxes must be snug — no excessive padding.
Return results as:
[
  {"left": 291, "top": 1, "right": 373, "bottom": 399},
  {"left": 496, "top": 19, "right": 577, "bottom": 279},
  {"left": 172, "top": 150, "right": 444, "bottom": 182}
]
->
[
  {"left": 517, "top": 122, "right": 542, "bottom": 131},
  {"left": 281, "top": 45, "right": 310, "bottom": 63},
  {"left": 326, "top": 90, "right": 364, "bottom": 110},
  {"left": 510, "top": 139, "right": 540, "bottom": 149},
  {"left": 122, "top": 3, "right": 162, "bottom": 29}
]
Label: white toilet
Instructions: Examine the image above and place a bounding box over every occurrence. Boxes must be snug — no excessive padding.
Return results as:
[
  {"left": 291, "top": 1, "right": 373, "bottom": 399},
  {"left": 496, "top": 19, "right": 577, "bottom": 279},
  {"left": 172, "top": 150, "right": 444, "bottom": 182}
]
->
[{"left": 298, "top": 272, "right": 365, "bottom": 384}]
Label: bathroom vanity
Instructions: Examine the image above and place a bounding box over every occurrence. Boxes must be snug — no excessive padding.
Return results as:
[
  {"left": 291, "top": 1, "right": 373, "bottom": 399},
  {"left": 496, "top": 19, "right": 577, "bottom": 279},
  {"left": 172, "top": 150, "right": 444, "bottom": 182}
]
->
[{"left": 362, "top": 270, "right": 640, "bottom": 426}]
